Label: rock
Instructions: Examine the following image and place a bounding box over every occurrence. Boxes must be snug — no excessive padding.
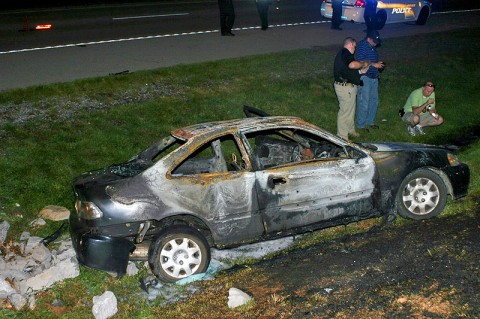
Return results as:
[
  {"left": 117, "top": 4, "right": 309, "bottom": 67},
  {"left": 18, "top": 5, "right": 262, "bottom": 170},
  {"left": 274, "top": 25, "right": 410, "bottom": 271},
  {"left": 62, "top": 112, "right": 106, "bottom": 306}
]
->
[
  {"left": 24, "top": 236, "right": 44, "bottom": 255},
  {"left": 39, "top": 205, "right": 70, "bottom": 221},
  {"left": 0, "top": 221, "right": 10, "bottom": 244},
  {"left": 227, "top": 287, "right": 252, "bottom": 309},
  {"left": 92, "top": 291, "right": 118, "bottom": 319},
  {"left": 19, "top": 231, "right": 30, "bottom": 241},
  {"left": 0, "top": 277, "right": 16, "bottom": 299},
  {"left": 8, "top": 292, "right": 28, "bottom": 310},
  {"left": 29, "top": 243, "right": 51, "bottom": 263},
  {"left": 30, "top": 218, "right": 46, "bottom": 227},
  {"left": 18, "top": 256, "right": 80, "bottom": 294},
  {"left": 126, "top": 261, "right": 139, "bottom": 276}
]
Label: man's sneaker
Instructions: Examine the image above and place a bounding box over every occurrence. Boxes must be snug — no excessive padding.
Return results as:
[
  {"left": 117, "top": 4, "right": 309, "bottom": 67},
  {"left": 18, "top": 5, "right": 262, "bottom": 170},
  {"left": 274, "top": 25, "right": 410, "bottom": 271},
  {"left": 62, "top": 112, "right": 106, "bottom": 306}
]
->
[
  {"left": 415, "top": 125, "right": 426, "bottom": 135},
  {"left": 407, "top": 126, "right": 416, "bottom": 136}
]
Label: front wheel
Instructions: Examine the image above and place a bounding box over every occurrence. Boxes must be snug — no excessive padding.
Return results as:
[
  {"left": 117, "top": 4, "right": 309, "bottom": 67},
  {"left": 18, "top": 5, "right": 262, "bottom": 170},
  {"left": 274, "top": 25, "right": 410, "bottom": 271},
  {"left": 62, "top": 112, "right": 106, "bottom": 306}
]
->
[
  {"left": 396, "top": 169, "right": 448, "bottom": 220},
  {"left": 148, "top": 225, "right": 210, "bottom": 283}
]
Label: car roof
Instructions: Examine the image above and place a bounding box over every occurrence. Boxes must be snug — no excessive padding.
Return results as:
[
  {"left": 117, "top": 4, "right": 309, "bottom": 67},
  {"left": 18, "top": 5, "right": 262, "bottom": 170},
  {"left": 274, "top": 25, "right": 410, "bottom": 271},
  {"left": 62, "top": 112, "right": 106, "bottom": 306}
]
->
[{"left": 171, "top": 116, "right": 315, "bottom": 140}]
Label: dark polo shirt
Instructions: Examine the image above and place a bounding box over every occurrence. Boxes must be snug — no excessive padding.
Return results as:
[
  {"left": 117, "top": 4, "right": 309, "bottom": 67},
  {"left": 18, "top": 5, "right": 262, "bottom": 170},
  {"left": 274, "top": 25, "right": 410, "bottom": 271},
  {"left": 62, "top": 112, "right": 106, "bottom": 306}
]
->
[{"left": 333, "top": 48, "right": 361, "bottom": 85}]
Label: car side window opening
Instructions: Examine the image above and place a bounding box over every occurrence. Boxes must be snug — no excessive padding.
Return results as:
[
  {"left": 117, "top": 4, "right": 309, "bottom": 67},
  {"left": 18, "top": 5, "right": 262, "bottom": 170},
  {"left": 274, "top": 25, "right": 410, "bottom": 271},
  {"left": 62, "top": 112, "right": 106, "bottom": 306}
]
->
[
  {"left": 172, "top": 134, "right": 245, "bottom": 176},
  {"left": 244, "top": 128, "right": 355, "bottom": 171}
]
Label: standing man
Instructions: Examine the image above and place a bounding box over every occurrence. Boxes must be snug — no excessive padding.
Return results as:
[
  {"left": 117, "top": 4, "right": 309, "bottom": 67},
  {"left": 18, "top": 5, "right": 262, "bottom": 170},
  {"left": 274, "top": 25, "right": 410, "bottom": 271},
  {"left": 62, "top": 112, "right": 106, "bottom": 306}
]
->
[
  {"left": 364, "top": 0, "right": 378, "bottom": 33},
  {"left": 331, "top": 0, "right": 343, "bottom": 30},
  {"left": 401, "top": 81, "right": 443, "bottom": 136},
  {"left": 218, "top": 0, "right": 235, "bottom": 36},
  {"left": 355, "top": 30, "right": 384, "bottom": 133},
  {"left": 333, "top": 37, "right": 371, "bottom": 140},
  {"left": 256, "top": 0, "right": 272, "bottom": 30}
]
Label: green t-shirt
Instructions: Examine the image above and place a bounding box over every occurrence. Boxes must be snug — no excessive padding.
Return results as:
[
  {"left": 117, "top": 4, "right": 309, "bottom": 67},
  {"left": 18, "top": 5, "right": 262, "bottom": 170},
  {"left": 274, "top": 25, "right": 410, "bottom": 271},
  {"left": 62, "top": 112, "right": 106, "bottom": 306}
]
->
[{"left": 403, "top": 88, "right": 436, "bottom": 113}]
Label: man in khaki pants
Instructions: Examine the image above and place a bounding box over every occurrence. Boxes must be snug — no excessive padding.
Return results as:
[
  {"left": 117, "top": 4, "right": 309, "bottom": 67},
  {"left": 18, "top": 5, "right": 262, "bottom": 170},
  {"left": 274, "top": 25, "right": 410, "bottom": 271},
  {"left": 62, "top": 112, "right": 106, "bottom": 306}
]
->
[{"left": 333, "top": 37, "right": 370, "bottom": 140}]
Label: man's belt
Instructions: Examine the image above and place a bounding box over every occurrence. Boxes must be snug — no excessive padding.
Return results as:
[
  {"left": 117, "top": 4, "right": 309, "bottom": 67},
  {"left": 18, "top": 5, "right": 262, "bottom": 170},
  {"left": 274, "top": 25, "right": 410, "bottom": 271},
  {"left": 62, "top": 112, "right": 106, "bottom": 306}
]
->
[{"left": 334, "top": 81, "right": 355, "bottom": 87}]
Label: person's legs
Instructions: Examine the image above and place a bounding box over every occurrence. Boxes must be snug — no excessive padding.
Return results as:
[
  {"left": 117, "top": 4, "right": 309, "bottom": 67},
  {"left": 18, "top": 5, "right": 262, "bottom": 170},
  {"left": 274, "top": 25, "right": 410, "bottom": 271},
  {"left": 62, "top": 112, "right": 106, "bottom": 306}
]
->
[
  {"left": 331, "top": 0, "right": 343, "bottom": 29},
  {"left": 335, "top": 84, "right": 356, "bottom": 140},
  {"left": 356, "top": 76, "right": 369, "bottom": 129},
  {"left": 366, "top": 78, "right": 379, "bottom": 126},
  {"left": 225, "top": 1, "right": 235, "bottom": 33},
  {"left": 257, "top": 3, "right": 269, "bottom": 29}
]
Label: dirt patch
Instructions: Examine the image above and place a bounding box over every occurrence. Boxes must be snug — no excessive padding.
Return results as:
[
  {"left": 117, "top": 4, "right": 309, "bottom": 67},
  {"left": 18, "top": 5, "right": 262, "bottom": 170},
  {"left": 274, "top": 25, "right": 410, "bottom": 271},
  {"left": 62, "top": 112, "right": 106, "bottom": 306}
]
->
[
  {"left": 245, "top": 204, "right": 480, "bottom": 318},
  {"left": 174, "top": 201, "right": 479, "bottom": 319}
]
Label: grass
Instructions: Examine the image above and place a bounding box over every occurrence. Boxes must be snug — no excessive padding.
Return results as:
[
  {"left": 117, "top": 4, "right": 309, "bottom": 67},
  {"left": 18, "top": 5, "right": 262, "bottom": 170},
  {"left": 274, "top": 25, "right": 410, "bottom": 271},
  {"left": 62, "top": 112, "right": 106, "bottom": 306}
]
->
[{"left": 0, "top": 26, "right": 479, "bottom": 318}]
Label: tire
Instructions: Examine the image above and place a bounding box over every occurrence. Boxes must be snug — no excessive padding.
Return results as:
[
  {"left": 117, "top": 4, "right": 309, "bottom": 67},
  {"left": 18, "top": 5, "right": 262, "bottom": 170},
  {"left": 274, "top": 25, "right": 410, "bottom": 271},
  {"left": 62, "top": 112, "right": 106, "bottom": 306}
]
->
[
  {"left": 396, "top": 169, "right": 447, "bottom": 220},
  {"left": 148, "top": 225, "right": 210, "bottom": 283},
  {"left": 416, "top": 7, "right": 429, "bottom": 25},
  {"left": 375, "top": 10, "right": 387, "bottom": 30}
]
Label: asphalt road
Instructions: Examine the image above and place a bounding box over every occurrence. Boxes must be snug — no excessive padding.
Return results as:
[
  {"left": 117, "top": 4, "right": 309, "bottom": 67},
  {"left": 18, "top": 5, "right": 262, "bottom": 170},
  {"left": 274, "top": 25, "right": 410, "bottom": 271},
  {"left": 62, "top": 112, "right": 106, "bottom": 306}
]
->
[{"left": 1, "top": 3, "right": 479, "bottom": 91}]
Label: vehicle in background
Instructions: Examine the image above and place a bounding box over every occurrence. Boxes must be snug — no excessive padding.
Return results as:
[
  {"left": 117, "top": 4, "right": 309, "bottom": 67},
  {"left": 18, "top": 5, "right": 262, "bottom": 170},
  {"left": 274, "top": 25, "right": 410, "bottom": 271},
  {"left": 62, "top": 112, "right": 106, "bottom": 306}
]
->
[{"left": 320, "top": 0, "right": 432, "bottom": 30}]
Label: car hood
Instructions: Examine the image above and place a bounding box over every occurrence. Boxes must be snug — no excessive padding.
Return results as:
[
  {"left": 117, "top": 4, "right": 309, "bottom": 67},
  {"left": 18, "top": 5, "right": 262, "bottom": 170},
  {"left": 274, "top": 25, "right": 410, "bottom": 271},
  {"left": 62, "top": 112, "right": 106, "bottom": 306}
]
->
[{"left": 358, "top": 142, "right": 453, "bottom": 153}]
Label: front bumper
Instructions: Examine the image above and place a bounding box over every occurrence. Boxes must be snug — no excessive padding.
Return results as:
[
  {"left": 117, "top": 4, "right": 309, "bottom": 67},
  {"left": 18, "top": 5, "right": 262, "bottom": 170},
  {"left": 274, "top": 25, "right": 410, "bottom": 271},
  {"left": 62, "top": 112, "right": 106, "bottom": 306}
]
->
[
  {"left": 444, "top": 163, "right": 470, "bottom": 199},
  {"left": 69, "top": 214, "right": 135, "bottom": 277}
]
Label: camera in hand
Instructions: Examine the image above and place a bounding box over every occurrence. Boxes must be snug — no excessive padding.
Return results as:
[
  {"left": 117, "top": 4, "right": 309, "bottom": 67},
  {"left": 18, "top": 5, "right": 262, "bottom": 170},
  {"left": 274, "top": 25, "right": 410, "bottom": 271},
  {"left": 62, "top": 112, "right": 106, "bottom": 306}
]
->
[{"left": 378, "top": 62, "right": 386, "bottom": 73}]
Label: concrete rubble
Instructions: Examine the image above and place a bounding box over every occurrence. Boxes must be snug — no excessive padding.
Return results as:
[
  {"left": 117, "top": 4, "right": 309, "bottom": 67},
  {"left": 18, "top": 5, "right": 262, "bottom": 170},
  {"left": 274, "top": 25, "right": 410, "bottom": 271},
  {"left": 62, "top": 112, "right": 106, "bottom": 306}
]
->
[
  {"left": 1, "top": 205, "right": 297, "bottom": 312},
  {"left": 0, "top": 213, "right": 80, "bottom": 311},
  {"left": 227, "top": 287, "right": 252, "bottom": 308},
  {"left": 92, "top": 291, "right": 118, "bottom": 319},
  {"left": 0, "top": 206, "right": 80, "bottom": 310}
]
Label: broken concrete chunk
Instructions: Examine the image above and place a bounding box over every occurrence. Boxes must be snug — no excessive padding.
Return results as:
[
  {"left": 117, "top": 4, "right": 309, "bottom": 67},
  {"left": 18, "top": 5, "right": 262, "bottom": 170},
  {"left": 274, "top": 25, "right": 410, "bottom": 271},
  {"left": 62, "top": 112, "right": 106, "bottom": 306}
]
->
[
  {"left": 39, "top": 205, "right": 70, "bottom": 221},
  {"left": 0, "top": 221, "right": 10, "bottom": 244},
  {"left": 8, "top": 292, "right": 28, "bottom": 310},
  {"left": 227, "top": 287, "right": 252, "bottom": 308},
  {"left": 92, "top": 290, "right": 118, "bottom": 319},
  {"left": 18, "top": 256, "right": 80, "bottom": 294},
  {"left": 24, "top": 236, "right": 44, "bottom": 255},
  {"left": 0, "top": 276, "right": 16, "bottom": 299}
]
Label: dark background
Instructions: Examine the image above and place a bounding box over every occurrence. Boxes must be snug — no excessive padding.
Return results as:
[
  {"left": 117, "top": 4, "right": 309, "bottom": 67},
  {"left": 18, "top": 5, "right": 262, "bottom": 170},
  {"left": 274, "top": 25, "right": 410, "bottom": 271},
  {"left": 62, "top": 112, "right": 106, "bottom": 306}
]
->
[{"left": 2, "top": 0, "right": 479, "bottom": 11}]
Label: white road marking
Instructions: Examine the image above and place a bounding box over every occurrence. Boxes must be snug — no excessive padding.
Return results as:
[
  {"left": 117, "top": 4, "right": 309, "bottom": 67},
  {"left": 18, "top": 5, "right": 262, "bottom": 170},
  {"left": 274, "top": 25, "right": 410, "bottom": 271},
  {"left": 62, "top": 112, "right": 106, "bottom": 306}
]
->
[
  {"left": 112, "top": 13, "right": 189, "bottom": 21},
  {"left": 0, "top": 21, "right": 325, "bottom": 55},
  {"left": 2, "top": 7, "right": 479, "bottom": 55}
]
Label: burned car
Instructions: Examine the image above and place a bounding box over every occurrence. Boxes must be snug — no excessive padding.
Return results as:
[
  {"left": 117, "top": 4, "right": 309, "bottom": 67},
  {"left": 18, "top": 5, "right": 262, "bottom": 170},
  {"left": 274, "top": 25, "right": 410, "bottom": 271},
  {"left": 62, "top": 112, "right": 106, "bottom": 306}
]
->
[{"left": 69, "top": 106, "right": 469, "bottom": 282}]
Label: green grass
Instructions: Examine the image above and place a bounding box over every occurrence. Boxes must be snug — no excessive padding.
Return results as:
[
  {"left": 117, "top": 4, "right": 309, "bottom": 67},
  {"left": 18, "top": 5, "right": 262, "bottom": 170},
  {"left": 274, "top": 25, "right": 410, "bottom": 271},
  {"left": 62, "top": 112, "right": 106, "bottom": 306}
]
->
[{"left": 0, "top": 27, "right": 479, "bottom": 318}]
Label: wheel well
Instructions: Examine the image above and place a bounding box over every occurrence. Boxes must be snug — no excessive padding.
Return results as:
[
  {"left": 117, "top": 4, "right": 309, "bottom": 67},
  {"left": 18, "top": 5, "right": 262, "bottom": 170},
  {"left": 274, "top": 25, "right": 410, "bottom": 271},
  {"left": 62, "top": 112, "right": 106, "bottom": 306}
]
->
[
  {"left": 151, "top": 215, "right": 215, "bottom": 246},
  {"left": 426, "top": 167, "right": 454, "bottom": 199},
  {"left": 421, "top": 6, "right": 430, "bottom": 16}
]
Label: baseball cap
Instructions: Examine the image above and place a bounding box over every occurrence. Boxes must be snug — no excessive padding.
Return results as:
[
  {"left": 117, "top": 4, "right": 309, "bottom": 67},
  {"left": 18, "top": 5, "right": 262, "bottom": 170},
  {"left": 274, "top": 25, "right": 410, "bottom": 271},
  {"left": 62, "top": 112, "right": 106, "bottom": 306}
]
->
[{"left": 367, "top": 30, "right": 381, "bottom": 45}]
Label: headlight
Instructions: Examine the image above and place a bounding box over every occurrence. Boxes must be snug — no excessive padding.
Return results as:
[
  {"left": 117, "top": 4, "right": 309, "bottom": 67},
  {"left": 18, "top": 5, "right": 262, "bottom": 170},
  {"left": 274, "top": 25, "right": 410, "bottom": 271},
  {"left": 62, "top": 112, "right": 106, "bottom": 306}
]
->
[
  {"left": 447, "top": 153, "right": 461, "bottom": 166},
  {"left": 76, "top": 200, "right": 103, "bottom": 220}
]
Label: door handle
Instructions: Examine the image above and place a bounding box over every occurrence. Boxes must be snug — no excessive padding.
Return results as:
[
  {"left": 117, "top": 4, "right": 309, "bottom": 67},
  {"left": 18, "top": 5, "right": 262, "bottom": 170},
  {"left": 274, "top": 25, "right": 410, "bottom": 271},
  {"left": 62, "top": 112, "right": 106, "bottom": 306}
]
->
[{"left": 268, "top": 176, "right": 287, "bottom": 188}]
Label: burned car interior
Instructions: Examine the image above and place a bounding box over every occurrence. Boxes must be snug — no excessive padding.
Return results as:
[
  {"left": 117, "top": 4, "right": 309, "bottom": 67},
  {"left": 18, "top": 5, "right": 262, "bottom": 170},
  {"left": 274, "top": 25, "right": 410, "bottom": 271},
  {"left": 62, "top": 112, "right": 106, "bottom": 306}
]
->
[{"left": 172, "top": 128, "right": 359, "bottom": 176}]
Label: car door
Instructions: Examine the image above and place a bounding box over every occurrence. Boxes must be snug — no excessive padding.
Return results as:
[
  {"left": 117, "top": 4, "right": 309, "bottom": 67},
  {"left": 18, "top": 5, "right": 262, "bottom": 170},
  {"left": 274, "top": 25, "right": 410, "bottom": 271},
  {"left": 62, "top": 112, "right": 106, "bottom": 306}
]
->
[
  {"left": 379, "top": 0, "right": 417, "bottom": 23},
  {"left": 165, "top": 133, "right": 264, "bottom": 246},
  {"left": 242, "top": 127, "right": 379, "bottom": 233}
]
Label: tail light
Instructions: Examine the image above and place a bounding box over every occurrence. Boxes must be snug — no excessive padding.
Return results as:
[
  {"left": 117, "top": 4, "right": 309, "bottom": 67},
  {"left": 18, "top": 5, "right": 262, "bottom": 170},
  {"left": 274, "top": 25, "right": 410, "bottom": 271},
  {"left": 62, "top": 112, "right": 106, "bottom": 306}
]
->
[{"left": 355, "top": 0, "right": 366, "bottom": 7}]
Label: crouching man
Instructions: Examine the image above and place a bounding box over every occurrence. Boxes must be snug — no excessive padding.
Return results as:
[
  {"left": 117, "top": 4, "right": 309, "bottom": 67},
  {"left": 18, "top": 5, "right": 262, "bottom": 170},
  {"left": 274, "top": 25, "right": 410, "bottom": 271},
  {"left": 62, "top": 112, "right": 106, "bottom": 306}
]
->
[{"left": 402, "top": 81, "right": 444, "bottom": 136}]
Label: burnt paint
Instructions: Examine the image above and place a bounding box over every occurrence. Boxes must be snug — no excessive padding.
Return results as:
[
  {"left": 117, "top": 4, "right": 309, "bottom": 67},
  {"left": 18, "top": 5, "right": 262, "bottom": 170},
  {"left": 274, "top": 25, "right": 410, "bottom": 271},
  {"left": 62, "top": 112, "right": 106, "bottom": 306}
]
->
[{"left": 70, "top": 118, "right": 470, "bottom": 275}]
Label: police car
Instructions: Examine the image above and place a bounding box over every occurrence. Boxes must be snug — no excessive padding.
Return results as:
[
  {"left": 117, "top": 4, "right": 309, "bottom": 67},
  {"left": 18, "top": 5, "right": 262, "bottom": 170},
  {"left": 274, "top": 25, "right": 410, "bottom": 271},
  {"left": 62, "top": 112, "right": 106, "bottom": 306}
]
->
[{"left": 320, "top": 0, "right": 432, "bottom": 30}]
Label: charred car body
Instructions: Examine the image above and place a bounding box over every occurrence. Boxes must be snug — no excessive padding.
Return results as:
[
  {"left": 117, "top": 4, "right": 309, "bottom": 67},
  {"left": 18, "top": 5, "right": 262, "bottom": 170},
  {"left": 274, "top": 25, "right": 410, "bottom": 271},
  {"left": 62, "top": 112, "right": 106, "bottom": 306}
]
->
[{"left": 69, "top": 106, "right": 469, "bottom": 282}]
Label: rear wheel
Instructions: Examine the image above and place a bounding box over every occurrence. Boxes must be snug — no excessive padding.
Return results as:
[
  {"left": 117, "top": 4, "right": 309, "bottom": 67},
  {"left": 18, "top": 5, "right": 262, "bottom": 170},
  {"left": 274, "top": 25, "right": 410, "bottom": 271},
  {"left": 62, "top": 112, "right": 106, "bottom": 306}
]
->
[
  {"left": 396, "top": 169, "right": 447, "bottom": 220},
  {"left": 416, "top": 6, "right": 429, "bottom": 25},
  {"left": 375, "top": 10, "right": 387, "bottom": 30},
  {"left": 148, "top": 225, "right": 210, "bottom": 283}
]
